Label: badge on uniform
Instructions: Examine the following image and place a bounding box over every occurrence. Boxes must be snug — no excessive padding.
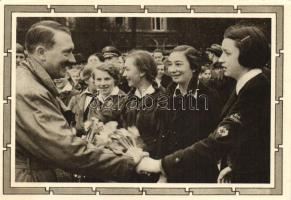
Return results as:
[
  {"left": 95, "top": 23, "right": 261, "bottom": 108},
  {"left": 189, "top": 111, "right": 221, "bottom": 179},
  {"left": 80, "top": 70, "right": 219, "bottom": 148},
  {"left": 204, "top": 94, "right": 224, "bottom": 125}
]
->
[
  {"left": 216, "top": 126, "right": 229, "bottom": 137},
  {"left": 229, "top": 113, "right": 242, "bottom": 124}
]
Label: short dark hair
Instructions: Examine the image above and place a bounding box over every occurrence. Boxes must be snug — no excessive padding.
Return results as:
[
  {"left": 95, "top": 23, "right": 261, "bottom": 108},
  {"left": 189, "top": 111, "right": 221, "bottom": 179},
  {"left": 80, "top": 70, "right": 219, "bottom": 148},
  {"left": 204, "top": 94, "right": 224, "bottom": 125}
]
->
[
  {"left": 25, "top": 20, "right": 71, "bottom": 54},
  {"left": 223, "top": 24, "right": 270, "bottom": 69},
  {"left": 126, "top": 50, "right": 157, "bottom": 85},
  {"left": 171, "top": 45, "right": 203, "bottom": 71}
]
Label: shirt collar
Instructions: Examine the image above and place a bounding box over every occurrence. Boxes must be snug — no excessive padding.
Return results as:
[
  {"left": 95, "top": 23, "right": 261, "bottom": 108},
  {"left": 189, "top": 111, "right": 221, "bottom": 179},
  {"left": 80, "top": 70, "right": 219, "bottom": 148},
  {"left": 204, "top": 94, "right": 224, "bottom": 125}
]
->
[
  {"left": 22, "top": 57, "right": 59, "bottom": 97},
  {"left": 173, "top": 84, "right": 182, "bottom": 97},
  {"left": 155, "top": 78, "right": 161, "bottom": 88},
  {"left": 236, "top": 68, "right": 262, "bottom": 94},
  {"left": 134, "top": 85, "right": 155, "bottom": 98},
  {"left": 97, "top": 86, "right": 120, "bottom": 102},
  {"left": 173, "top": 84, "right": 198, "bottom": 98}
]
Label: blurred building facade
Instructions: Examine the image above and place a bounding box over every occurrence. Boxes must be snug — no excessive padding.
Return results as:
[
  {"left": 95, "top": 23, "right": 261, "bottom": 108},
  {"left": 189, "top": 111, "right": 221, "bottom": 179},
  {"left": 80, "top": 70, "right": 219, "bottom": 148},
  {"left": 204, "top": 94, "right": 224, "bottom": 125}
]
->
[{"left": 17, "top": 17, "right": 271, "bottom": 58}]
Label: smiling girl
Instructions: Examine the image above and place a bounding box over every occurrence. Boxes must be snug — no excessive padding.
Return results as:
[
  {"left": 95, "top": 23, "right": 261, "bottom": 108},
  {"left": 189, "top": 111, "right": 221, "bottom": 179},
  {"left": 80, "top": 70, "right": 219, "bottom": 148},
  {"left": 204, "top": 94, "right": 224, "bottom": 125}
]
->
[
  {"left": 88, "top": 63, "right": 127, "bottom": 123},
  {"left": 156, "top": 45, "right": 222, "bottom": 182},
  {"left": 121, "top": 50, "right": 165, "bottom": 159},
  {"left": 136, "top": 24, "right": 271, "bottom": 184}
]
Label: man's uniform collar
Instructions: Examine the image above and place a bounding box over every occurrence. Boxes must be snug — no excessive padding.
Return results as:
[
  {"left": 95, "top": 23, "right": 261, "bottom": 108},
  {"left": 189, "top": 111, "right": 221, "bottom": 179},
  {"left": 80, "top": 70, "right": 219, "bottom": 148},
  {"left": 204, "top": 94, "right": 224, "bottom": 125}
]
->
[{"left": 23, "top": 57, "right": 59, "bottom": 97}]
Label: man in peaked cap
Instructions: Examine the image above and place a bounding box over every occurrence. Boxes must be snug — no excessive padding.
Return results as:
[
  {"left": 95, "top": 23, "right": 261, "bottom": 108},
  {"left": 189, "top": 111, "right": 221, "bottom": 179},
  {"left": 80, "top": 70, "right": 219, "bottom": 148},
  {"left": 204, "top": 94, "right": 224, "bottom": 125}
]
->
[
  {"left": 206, "top": 43, "right": 223, "bottom": 64},
  {"left": 102, "top": 45, "right": 121, "bottom": 64},
  {"left": 101, "top": 45, "right": 131, "bottom": 93}
]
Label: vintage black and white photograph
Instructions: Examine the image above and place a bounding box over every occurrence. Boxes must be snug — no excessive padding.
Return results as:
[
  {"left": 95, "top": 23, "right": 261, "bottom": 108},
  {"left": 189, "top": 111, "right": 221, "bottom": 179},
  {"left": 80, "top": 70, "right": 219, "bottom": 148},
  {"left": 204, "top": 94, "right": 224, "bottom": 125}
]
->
[
  {"left": 15, "top": 16, "right": 272, "bottom": 184},
  {"left": 1, "top": 0, "right": 290, "bottom": 199}
]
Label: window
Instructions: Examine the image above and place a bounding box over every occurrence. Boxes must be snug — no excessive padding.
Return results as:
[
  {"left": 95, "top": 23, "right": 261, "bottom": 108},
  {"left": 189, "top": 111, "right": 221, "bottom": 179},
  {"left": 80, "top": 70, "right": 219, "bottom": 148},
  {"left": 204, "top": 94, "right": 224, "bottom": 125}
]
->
[{"left": 152, "top": 18, "right": 167, "bottom": 31}]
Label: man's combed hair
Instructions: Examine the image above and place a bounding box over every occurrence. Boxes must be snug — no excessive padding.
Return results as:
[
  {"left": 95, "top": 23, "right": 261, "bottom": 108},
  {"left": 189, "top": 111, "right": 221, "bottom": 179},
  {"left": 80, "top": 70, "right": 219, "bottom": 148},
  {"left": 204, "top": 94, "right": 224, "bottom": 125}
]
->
[
  {"left": 223, "top": 24, "right": 270, "bottom": 69},
  {"left": 25, "top": 20, "right": 71, "bottom": 54}
]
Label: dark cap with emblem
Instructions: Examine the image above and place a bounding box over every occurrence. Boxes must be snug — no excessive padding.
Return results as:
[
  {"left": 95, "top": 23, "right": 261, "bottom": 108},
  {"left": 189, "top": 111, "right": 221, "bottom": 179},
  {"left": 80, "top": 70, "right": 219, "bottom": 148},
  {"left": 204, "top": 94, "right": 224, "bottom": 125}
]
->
[
  {"left": 102, "top": 46, "right": 121, "bottom": 59},
  {"left": 206, "top": 44, "right": 222, "bottom": 57}
]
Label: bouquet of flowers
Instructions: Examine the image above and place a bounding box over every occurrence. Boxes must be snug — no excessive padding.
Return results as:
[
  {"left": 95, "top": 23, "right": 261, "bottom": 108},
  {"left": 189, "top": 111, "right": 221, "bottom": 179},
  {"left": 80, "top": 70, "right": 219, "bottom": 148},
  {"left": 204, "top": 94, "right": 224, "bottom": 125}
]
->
[
  {"left": 72, "top": 118, "right": 148, "bottom": 182},
  {"left": 83, "top": 118, "right": 146, "bottom": 160}
]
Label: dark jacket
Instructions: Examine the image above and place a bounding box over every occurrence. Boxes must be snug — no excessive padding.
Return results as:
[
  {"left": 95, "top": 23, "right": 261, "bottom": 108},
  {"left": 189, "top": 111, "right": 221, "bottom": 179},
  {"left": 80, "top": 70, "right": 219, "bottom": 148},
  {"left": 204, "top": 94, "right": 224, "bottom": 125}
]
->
[
  {"left": 161, "top": 74, "right": 173, "bottom": 89},
  {"left": 162, "top": 73, "right": 270, "bottom": 183},
  {"left": 87, "top": 89, "right": 127, "bottom": 123},
  {"left": 120, "top": 87, "right": 165, "bottom": 158},
  {"left": 16, "top": 58, "right": 137, "bottom": 182},
  {"left": 157, "top": 73, "right": 222, "bottom": 182}
]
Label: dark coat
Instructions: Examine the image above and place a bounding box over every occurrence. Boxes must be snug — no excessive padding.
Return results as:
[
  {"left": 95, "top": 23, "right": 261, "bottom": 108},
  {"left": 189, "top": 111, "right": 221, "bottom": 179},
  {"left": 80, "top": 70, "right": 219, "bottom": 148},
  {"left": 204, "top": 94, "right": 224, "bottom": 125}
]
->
[
  {"left": 209, "top": 76, "right": 235, "bottom": 106},
  {"left": 87, "top": 89, "right": 127, "bottom": 123},
  {"left": 120, "top": 87, "right": 165, "bottom": 158},
  {"left": 160, "top": 74, "right": 173, "bottom": 89},
  {"left": 162, "top": 73, "right": 270, "bottom": 183},
  {"left": 16, "top": 58, "right": 137, "bottom": 182},
  {"left": 157, "top": 73, "right": 222, "bottom": 182}
]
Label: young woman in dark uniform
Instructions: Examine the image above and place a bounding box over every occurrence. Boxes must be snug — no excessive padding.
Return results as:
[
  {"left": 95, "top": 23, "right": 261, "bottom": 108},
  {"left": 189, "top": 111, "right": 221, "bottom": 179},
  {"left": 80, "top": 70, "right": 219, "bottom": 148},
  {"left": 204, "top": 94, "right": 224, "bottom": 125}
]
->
[
  {"left": 137, "top": 24, "right": 271, "bottom": 183},
  {"left": 157, "top": 45, "right": 222, "bottom": 182},
  {"left": 121, "top": 50, "right": 165, "bottom": 159}
]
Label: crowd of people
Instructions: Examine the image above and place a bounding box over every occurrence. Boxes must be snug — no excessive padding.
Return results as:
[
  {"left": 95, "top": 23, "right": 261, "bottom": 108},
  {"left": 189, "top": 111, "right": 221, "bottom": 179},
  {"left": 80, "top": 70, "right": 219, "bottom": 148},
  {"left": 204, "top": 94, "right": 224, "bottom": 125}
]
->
[{"left": 16, "top": 20, "right": 271, "bottom": 183}]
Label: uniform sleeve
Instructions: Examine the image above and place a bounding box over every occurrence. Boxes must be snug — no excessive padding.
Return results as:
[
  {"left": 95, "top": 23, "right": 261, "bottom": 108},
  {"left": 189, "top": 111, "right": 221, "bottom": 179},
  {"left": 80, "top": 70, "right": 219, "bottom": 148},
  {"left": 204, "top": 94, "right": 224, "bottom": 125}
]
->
[
  {"left": 161, "top": 83, "right": 268, "bottom": 179},
  {"left": 206, "top": 87, "right": 223, "bottom": 135},
  {"left": 16, "top": 90, "right": 137, "bottom": 181}
]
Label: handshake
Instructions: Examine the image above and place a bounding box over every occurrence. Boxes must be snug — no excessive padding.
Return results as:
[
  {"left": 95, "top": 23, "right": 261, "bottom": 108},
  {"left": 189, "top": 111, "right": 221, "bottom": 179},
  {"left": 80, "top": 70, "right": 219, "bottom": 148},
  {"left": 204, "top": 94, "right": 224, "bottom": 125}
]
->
[
  {"left": 114, "top": 145, "right": 166, "bottom": 182},
  {"left": 83, "top": 118, "right": 168, "bottom": 182},
  {"left": 83, "top": 118, "right": 167, "bottom": 182},
  {"left": 120, "top": 149, "right": 232, "bottom": 183},
  {"left": 83, "top": 118, "right": 232, "bottom": 183},
  {"left": 135, "top": 156, "right": 167, "bottom": 183}
]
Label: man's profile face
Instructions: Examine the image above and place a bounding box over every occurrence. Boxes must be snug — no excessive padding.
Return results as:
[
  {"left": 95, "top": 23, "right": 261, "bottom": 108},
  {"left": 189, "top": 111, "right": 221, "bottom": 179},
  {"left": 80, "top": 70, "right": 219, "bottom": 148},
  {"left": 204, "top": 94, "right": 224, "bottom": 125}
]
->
[{"left": 43, "top": 30, "right": 75, "bottom": 79}]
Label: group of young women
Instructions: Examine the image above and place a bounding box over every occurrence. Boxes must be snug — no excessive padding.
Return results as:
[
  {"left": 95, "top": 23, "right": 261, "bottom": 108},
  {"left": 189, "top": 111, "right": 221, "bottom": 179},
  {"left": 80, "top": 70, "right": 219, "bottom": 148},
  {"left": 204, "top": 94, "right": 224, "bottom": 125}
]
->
[{"left": 72, "top": 23, "right": 271, "bottom": 183}]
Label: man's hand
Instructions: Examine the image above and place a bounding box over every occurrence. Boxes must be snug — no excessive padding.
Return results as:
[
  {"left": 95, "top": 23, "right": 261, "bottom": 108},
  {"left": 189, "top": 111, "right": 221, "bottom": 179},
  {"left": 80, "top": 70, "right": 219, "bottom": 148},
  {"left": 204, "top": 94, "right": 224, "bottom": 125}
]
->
[
  {"left": 217, "top": 166, "right": 232, "bottom": 183},
  {"left": 125, "top": 147, "right": 149, "bottom": 164},
  {"left": 136, "top": 157, "right": 162, "bottom": 174}
]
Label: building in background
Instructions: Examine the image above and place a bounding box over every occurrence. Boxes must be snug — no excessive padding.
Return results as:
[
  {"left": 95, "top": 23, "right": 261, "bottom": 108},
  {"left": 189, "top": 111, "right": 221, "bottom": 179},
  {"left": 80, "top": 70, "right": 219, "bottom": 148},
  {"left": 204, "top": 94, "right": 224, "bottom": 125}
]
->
[{"left": 17, "top": 17, "right": 271, "bottom": 58}]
